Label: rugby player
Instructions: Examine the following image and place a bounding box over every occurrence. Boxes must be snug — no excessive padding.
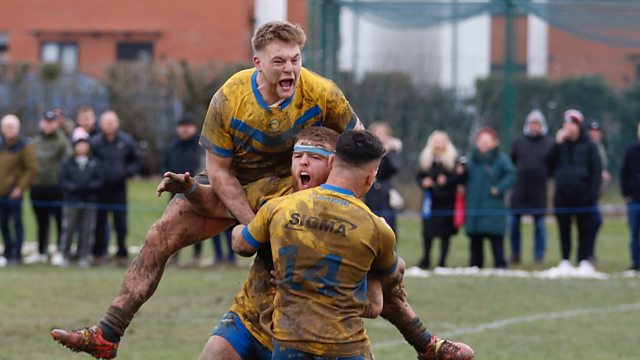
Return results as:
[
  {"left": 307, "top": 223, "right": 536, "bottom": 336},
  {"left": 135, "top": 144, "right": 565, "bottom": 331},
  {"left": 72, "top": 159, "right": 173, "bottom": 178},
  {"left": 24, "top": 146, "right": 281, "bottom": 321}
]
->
[
  {"left": 51, "top": 20, "right": 362, "bottom": 359},
  {"left": 233, "top": 131, "right": 474, "bottom": 360}
]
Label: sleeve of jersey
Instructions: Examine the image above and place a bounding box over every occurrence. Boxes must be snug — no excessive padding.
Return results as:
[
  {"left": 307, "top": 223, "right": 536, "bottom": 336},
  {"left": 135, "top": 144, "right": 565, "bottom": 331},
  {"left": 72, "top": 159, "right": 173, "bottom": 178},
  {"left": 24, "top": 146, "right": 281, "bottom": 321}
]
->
[
  {"left": 370, "top": 222, "right": 398, "bottom": 277},
  {"left": 199, "top": 90, "right": 234, "bottom": 158},
  {"left": 322, "top": 82, "right": 358, "bottom": 132},
  {"left": 242, "top": 204, "right": 272, "bottom": 250}
]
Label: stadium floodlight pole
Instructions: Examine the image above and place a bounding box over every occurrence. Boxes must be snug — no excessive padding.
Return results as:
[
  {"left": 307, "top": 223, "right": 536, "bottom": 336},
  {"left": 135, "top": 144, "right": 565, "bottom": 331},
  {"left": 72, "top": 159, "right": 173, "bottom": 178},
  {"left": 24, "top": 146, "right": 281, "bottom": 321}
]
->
[{"left": 502, "top": 0, "right": 517, "bottom": 148}]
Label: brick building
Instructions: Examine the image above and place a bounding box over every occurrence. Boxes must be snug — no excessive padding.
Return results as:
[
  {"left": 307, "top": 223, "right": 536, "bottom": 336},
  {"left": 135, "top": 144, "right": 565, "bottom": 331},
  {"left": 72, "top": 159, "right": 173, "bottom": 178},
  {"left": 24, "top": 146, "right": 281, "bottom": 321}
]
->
[
  {"left": 491, "top": 14, "right": 640, "bottom": 91},
  {"left": 0, "top": 0, "right": 307, "bottom": 78}
]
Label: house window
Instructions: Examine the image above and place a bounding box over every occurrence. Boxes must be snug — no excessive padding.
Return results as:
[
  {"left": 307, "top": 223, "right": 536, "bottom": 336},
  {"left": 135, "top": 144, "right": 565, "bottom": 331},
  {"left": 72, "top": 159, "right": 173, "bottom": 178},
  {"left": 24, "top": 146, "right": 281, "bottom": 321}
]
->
[
  {"left": 41, "top": 41, "right": 78, "bottom": 72},
  {"left": 116, "top": 42, "right": 153, "bottom": 61},
  {"left": 0, "top": 33, "right": 8, "bottom": 64}
]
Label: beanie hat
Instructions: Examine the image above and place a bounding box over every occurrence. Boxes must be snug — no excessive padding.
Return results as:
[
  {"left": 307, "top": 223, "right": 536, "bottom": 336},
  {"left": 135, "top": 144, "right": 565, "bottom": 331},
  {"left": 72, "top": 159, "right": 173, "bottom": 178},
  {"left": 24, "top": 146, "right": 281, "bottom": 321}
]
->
[
  {"left": 523, "top": 108, "right": 548, "bottom": 136},
  {"left": 563, "top": 109, "right": 584, "bottom": 125}
]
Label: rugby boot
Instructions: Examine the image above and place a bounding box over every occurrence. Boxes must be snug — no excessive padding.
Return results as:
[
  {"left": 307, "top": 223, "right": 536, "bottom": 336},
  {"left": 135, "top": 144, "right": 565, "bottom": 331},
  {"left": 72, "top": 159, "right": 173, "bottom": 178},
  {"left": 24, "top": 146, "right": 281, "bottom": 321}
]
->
[
  {"left": 51, "top": 325, "right": 119, "bottom": 359},
  {"left": 417, "top": 335, "right": 474, "bottom": 360}
]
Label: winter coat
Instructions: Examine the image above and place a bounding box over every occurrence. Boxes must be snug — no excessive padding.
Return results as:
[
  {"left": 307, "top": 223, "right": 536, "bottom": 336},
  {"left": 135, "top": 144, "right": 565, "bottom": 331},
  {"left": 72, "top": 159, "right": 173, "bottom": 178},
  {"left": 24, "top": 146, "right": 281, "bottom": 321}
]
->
[
  {"left": 364, "top": 149, "right": 401, "bottom": 213},
  {"left": 59, "top": 155, "right": 103, "bottom": 202},
  {"left": 509, "top": 134, "right": 553, "bottom": 211},
  {"left": 546, "top": 131, "right": 601, "bottom": 206},
  {"left": 90, "top": 131, "right": 141, "bottom": 188},
  {"left": 161, "top": 134, "right": 203, "bottom": 175},
  {"left": 464, "top": 147, "right": 516, "bottom": 236},
  {"left": 31, "top": 129, "right": 70, "bottom": 187},
  {"left": 416, "top": 159, "right": 465, "bottom": 238},
  {"left": 621, "top": 142, "right": 640, "bottom": 202},
  {"left": 0, "top": 137, "right": 37, "bottom": 195}
]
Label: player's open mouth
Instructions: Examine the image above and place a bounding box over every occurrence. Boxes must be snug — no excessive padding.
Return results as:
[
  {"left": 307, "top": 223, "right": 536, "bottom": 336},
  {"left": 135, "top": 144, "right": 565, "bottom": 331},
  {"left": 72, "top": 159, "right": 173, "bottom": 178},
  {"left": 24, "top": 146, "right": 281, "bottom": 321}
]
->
[
  {"left": 300, "top": 172, "right": 311, "bottom": 187},
  {"left": 279, "top": 79, "right": 294, "bottom": 91}
]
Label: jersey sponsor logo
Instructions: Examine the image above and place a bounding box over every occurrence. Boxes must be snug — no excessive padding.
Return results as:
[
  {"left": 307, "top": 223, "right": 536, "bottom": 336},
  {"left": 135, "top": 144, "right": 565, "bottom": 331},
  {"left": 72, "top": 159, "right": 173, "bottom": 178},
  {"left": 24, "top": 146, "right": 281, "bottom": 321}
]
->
[{"left": 285, "top": 213, "right": 357, "bottom": 237}]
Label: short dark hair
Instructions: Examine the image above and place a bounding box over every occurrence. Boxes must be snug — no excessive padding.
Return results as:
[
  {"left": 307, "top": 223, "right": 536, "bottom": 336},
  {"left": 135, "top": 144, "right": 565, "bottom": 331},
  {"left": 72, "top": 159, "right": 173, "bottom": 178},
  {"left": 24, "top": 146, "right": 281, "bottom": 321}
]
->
[
  {"left": 335, "top": 130, "right": 385, "bottom": 165},
  {"left": 295, "top": 126, "right": 339, "bottom": 149}
]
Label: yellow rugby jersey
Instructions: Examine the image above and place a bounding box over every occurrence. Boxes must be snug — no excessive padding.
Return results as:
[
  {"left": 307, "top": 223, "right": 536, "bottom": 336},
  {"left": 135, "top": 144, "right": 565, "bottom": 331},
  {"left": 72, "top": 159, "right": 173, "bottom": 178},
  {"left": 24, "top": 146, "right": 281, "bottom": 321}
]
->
[
  {"left": 230, "top": 175, "right": 295, "bottom": 349},
  {"left": 243, "top": 184, "right": 398, "bottom": 357},
  {"left": 199, "top": 67, "right": 357, "bottom": 185}
]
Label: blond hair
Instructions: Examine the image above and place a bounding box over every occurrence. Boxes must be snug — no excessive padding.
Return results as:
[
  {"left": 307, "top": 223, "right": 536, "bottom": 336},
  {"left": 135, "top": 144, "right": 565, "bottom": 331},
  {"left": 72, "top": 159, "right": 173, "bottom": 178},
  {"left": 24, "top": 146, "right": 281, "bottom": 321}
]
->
[
  {"left": 418, "top": 130, "right": 458, "bottom": 172},
  {"left": 252, "top": 21, "right": 306, "bottom": 52}
]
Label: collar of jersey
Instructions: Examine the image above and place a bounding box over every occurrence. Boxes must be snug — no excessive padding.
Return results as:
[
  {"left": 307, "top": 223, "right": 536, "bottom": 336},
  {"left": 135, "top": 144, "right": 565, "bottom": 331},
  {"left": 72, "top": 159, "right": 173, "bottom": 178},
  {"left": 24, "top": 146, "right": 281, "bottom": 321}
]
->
[
  {"left": 252, "top": 70, "right": 294, "bottom": 112},
  {"left": 320, "top": 183, "right": 355, "bottom": 197}
]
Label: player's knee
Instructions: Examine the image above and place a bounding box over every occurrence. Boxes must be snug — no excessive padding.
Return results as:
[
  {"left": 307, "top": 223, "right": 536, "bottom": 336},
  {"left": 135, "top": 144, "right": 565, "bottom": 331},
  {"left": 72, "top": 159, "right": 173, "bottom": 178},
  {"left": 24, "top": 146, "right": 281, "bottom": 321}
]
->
[{"left": 199, "top": 336, "right": 242, "bottom": 360}]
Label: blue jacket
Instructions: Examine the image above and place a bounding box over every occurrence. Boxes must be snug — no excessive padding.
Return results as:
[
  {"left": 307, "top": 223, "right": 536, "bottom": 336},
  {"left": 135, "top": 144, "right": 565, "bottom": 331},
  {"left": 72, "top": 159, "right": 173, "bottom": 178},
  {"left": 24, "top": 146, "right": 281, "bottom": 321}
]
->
[
  {"left": 621, "top": 142, "right": 640, "bottom": 202},
  {"left": 464, "top": 147, "right": 516, "bottom": 236}
]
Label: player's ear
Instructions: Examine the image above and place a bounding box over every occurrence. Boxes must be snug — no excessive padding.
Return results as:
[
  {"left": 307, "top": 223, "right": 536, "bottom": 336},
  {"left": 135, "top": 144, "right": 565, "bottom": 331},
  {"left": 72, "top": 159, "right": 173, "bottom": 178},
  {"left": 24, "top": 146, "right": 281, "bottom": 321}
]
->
[
  {"left": 327, "top": 155, "right": 335, "bottom": 169},
  {"left": 253, "top": 54, "right": 262, "bottom": 71}
]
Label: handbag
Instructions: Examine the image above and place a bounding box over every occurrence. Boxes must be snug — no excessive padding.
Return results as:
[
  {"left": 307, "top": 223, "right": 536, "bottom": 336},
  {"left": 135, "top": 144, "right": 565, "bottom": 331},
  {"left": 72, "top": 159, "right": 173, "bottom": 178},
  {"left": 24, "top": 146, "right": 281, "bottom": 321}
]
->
[
  {"left": 388, "top": 188, "right": 405, "bottom": 210},
  {"left": 421, "top": 189, "right": 432, "bottom": 219},
  {"left": 453, "top": 186, "right": 465, "bottom": 229}
]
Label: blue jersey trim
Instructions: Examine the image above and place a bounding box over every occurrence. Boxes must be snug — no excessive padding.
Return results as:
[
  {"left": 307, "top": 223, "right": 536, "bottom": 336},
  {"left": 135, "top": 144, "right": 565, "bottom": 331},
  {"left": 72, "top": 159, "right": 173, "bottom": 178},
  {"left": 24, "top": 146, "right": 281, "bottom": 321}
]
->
[
  {"left": 320, "top": 183, "right": 356, "bottom": 197},
  {"left": 251, "top": 70, "right": 270, "bottom": 111},
  {"left": 229, "top": 106, "right": 322, "bottom": 149},
  {"left": 242, "top": 226, "right": 265, "bottom": 250},
  {"left": 251, "top": 70, "right": 295, "bottom": 111},
  {"left": 199, "top": 136, "right": 233, "bottom": 158}
]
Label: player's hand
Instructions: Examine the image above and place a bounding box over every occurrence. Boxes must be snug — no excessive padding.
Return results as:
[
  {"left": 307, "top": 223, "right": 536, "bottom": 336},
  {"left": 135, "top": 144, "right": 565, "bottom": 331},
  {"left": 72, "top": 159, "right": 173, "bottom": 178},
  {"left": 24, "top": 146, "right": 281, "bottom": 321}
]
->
[
  {"left": 9, "top": 187, "right": 22, "bottom": 200},
  {"left": 269, "top": 270, "right": 282, "bottom": 286},
  {"left": 156, "top": 172, "right": 194, "bottom": 196}
]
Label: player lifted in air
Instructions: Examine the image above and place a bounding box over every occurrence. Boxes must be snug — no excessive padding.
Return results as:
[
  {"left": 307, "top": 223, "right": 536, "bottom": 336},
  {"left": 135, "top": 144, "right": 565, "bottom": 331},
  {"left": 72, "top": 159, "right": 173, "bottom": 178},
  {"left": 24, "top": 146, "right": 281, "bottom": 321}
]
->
[{"left": 51, "top": 20, "right": 361, "bottom": 359}]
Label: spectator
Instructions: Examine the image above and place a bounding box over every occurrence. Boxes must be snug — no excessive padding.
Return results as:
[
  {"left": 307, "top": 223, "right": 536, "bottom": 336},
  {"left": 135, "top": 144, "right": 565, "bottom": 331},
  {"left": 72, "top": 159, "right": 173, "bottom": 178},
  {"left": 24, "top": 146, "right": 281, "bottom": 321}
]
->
[
  {"left": 509, "top": 109, "right": 554, "bottom": 265},
  {"left": 74, "top": 105, "right": 100, "bottom": 137},
  {"left": 587, "top": 121, "right": 610, "bottom": 262},
  {"left": 0, "top": 114, "right": 37, "bottom": 265},
  {"left": 620, "top": 122, "right": 640, "bottom": 272},
  {"left": 416, "top": 130, "right": 465, "bottom": 269},
  {"left": 52, "top": 106, "right": 75, "bottom": 137},
  {"left": 211, "top": 229, "right": 236, "bottom": 267},
  {"left": 161, "top": 115, "right": 212, "bottom": 266},
  {"left": 464, "top": 127, "right": 516, "bottom": 269},
  {"left": 24, "top": 111, "right": 70, "bottom": 264},
  {"left": 90, "top": 110, "right": 141, "bottom": 266},
  {"left": 546, "top": 109, "right": 601, "bottom": 271},
  {"left": 52, "top": 135, "right": 103, "bottom": 267},
  {"left": 364, "top": 121, "right": 402, "bottom": 234}
]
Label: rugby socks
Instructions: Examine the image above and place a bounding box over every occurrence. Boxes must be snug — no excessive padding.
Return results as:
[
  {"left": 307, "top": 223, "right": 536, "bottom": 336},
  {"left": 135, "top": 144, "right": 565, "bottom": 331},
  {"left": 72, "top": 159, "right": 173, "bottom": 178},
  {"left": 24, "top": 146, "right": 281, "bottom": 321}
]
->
[
  {"left": 399, "top": 317, "right": 432, "bottom": 352},
  {"left": 99, "top": 306, "right": 134, "bottom": 343}
]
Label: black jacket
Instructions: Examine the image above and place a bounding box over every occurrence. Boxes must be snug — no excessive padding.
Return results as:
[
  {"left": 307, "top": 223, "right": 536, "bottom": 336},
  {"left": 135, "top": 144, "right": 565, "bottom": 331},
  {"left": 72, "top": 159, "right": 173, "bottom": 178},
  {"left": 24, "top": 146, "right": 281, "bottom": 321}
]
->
[
  {"left": 546, "top": 130, "right": 601, "bottom": 206},
  {"left": 510, "top": 134, "right": 554, "bottom": 210},
  {"left": 416, "top": 160, "right": 465, "bottom": 237},
  {"left": 60, "top": 155, "right": 103, "bottom": 202},
  {"left": 364, "top": 150, "right": 401, "bottom": 212},
  {"left": 621, "top": 142, "right": 640, "bottom": 202},
  {"left": 90, "top": 131, "right": 141, "bottom": 187},
  {"left": 161, "top": 134, "right": 203, "bottom": 175}
]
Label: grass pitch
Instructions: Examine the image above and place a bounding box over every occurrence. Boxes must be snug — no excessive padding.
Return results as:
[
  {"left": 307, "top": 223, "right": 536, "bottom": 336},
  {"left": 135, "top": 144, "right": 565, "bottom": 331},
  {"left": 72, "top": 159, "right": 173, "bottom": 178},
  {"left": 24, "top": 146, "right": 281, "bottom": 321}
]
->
[{"left": 1, "top": 178, "right": 639, "bottom": 359}]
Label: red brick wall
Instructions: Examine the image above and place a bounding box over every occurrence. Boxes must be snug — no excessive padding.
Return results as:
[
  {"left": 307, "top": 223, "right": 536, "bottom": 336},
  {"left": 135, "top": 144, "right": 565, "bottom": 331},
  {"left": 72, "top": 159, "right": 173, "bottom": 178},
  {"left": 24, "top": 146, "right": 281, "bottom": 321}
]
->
[
  {"left": 0, "top": 0, "right": 255, "bottom": 77},
  {"left": 548, "top": 27, "right": 640, "bottom": 90},
  {"left": 491, "top": 15, "right": 529, "bottom": 70}
]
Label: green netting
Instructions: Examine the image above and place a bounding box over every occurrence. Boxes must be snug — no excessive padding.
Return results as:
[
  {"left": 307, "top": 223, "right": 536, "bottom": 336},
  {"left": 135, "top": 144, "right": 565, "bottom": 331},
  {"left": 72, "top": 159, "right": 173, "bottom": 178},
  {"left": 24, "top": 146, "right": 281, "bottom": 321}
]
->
[{"left": 336, "top": 0, "right": 640, "bottom": 47}]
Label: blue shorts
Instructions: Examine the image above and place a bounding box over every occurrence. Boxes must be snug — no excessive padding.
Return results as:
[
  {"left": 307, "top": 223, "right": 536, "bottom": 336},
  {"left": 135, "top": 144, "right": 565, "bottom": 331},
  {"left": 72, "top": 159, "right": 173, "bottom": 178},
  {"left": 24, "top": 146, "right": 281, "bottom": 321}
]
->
[
  {"left": 211, "top": 311, "right": 272, "bottom": 360},
  {"left": 272, "top": 340, "right": 374, "bottom": 360}
]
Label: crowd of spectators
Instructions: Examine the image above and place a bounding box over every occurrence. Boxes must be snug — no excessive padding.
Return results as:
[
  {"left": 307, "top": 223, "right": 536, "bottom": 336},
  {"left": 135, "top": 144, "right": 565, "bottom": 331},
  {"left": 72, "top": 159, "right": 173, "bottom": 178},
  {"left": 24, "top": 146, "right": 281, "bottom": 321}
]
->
[{"left": 1, "top": 107, "right": 639, "bottom": 273}]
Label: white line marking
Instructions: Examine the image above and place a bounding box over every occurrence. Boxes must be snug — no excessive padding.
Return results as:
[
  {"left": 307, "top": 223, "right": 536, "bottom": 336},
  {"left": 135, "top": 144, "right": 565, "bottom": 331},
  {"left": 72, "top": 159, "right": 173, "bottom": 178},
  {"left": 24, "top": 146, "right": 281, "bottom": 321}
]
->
[{"left": 372, "top": 302, "right": 640, "bottom": 349}]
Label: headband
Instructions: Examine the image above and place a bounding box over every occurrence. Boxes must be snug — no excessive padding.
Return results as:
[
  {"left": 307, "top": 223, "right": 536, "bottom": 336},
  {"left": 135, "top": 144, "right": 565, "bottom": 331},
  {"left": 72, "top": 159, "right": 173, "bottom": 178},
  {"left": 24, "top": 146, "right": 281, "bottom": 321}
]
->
[{"left": 293, "top": 144, "right": 335, "bottom": 158}]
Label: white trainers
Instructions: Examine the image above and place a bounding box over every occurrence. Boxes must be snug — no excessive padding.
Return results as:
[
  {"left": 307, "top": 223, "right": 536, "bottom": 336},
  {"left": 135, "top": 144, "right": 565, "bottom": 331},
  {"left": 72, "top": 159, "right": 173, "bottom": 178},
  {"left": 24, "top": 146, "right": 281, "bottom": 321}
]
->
[
  {"left": 557, "top": 259, "right": 573, "bottom": 270},
  {"left": 24, "top": 253, "right": 48, "bottom": 264},
  {"left": 51, "top": 253, "right": 68, "bottom": 267},
  {"left": 578, "top": 259, "right": 595, "bottom": 274},
  {"left": 0, "top": 256, "right": 7, "bottom": 267}
]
